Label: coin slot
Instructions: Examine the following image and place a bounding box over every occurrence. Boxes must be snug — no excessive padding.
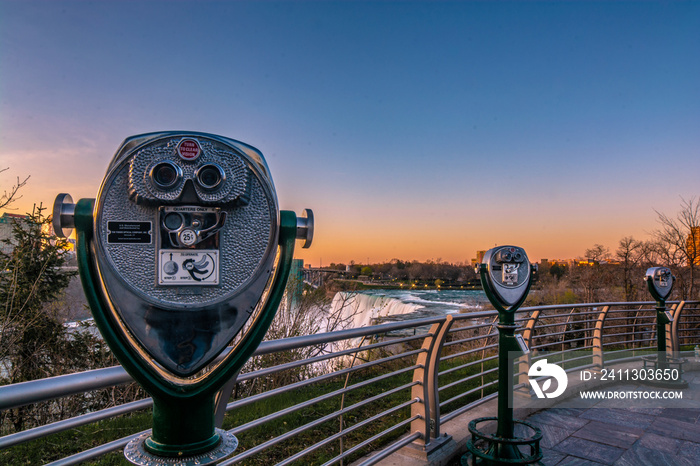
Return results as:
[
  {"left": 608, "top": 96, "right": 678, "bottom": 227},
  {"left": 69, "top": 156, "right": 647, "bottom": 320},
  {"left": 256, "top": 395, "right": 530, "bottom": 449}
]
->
[{"left": 163, "top": 212, "right": 184, "bottom": 231}]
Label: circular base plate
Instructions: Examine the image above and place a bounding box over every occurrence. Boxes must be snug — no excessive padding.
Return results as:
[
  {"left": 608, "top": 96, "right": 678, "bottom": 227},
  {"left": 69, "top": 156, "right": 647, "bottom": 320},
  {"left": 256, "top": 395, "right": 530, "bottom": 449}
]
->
[{"left": 124, "top": 428, "right": 238, "bottom": 466}]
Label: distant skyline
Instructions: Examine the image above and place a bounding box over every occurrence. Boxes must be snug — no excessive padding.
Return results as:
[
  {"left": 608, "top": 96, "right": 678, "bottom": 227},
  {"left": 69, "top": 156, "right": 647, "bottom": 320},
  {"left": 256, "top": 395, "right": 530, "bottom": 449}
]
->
[{"left": 1, "top": 1, "right": 698, "bottom": 265}]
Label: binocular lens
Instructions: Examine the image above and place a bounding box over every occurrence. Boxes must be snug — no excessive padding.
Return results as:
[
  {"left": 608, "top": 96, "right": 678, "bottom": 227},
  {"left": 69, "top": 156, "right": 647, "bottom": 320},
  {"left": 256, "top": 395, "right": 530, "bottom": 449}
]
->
[
  {"left": 196, "top": 164, "right": 225, "bottom": 190},
  {"left": 151, "top": 162, "right": 181, "bottom": 189}
]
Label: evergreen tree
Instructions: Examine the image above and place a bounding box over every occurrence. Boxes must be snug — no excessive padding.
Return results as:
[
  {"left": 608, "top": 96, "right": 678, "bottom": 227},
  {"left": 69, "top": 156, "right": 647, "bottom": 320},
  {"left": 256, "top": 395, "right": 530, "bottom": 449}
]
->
[{"left": 0, "top": 205, "right": 75, "bottom": 430}]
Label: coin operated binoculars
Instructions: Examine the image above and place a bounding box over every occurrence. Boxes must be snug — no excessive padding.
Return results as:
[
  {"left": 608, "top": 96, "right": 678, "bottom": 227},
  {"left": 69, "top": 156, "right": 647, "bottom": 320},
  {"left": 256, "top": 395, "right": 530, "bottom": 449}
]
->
[
  {"left": 642, "top": 267, "right": 688, "bottom": 388},
  {"left": 464, "top": 246, "right": 542, "bottom": 466},
  {"left": 53, "top": 132, "right": 314, "bottom": 465}
]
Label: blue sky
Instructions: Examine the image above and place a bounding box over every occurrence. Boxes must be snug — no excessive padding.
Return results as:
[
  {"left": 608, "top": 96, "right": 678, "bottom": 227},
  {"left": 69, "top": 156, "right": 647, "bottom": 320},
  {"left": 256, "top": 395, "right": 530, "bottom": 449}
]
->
[{"left": 1, "top": 1, "right": 698, "bottom": 264}]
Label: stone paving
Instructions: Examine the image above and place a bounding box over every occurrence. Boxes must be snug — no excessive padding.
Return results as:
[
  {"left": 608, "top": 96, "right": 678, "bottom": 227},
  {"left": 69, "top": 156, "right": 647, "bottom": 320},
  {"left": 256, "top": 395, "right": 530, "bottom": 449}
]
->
[
  {"left": 522, "top": 370, "right": 700, "bottom": 465},
  {"left": 365, "top": 369, "right": 700, "bottom": 466}
]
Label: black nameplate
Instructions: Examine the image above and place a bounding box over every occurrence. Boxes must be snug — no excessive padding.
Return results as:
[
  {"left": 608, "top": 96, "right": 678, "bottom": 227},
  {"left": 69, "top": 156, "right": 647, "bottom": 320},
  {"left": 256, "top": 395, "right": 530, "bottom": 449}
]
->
[{"left": 107, "top": 221, "right": 152, "bottom": 244}]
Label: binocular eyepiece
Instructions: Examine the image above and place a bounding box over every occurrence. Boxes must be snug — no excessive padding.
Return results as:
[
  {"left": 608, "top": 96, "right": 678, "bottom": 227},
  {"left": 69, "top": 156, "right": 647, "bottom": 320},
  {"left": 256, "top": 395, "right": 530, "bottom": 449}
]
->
[
  {"left": 150, "top": 161, "right": 181, "bottom": 189},
  {"left": 150, "top": 161, "right": 226, "bottom": 192},
  {"left": 494, "top": 249, "right": 525, "bottom": 264},
  {"left": 127, "top": 136, "right": 254, "bottom": 207}
]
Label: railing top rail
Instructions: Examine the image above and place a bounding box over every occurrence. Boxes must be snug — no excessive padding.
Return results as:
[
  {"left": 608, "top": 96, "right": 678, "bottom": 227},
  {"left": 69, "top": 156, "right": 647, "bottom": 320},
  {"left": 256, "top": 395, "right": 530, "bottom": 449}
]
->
[
  {"left": 254, "top": 316, "right": 445, "bottom": 354},
  {"left": 0, "top": 366, "right": 132, "bottom": 412},
  {"left": 518, "top": 301, "right": 687, "bottom": 311},
  {"left": 450, "top": 301, "right": 699, "bottom": 322}
]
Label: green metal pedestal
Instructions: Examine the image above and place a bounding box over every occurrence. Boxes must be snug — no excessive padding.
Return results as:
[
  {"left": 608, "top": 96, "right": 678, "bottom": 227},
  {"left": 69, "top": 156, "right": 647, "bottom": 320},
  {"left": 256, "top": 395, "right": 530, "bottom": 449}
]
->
[{"left": 74, "top": 199, "right": 300, "bottom": 463}]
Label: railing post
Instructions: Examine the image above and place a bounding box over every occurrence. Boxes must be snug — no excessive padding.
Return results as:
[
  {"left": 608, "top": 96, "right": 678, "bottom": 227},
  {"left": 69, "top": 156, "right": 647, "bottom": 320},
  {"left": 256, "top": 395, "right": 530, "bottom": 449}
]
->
[
  {"left": 518, "top": 309, "right": 540, "bottom": 387},
  {"left": 410, "top": 315, "right": 453, "bottom": 445},
  {"left": 427, "top": 315, "right": 453, "bottom": 439},
  {"left": 214, "top": 372, "right": 240, "bottom": 428},
  {"left": 670, "top": 301, "right": 685, "bottom": 355},
  {"left": 592, "top": 306, "right": 610, "bottom": 370}
]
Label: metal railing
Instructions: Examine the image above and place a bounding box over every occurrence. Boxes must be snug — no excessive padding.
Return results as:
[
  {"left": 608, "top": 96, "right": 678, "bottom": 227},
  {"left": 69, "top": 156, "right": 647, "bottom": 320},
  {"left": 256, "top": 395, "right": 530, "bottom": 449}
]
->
[{"left": 1, "top": 300, "right": 699, "bottom": 465}]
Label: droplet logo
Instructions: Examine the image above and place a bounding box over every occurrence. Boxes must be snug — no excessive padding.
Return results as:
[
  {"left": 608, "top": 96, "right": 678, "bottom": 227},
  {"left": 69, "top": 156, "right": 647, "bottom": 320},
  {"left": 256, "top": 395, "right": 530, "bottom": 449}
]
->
[{"left": 528, "top": 359, "right": 568, "bottom": 399}]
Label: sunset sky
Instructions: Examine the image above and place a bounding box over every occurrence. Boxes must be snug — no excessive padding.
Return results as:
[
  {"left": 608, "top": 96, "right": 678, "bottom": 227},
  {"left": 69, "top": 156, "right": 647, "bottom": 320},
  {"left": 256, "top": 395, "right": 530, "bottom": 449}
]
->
[{"left": 1, "top": 1, "right": 698, "bottom": 266}]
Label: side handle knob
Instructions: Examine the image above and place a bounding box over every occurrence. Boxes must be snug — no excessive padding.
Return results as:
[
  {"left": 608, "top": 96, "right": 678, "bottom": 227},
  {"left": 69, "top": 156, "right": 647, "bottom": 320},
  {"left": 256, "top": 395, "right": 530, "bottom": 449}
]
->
[
  {"left": 52, "top": 193, "right": 76, "bottom": 238},
  {"left": 296, "top": 209, "right": 314, "bottom": 249}
]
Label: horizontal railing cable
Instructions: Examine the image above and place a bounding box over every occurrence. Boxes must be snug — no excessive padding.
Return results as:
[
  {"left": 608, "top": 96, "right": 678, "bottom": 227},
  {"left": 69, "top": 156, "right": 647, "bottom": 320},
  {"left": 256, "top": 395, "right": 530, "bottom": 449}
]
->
[
  {"left": 46, "top": 430, "right": 148, "bottom": 466},
  {"left": 236, "top": 333, "right": 427, "bottom": 384},
  {"left": 0, "top": 365, "right": 133, "bottom": 411},
  {"left": 223, "top": 386, "right": 420, "bottom": 464},
  {"left": 440, "top": 391, "right": 499, "bottom": 423},
  {"left": 228, "top": 366, "right": 420, "bottom": 435},
  {"left": 253, "top": 317, "right": 444, "bottom": 355},
  {"left": 323, "top": 418, "right": 422, "bottom": 466},
  {"left": 274, "top": 399, "right": 420, "bottom": 466},
  {"left": 440, "top": 378, "right": 500, "bottom": 410},
  {"left": 0, "top": 398, "right": 152, "bottom": 449},
  {"left": 440, "top": 345, "right": 499, "bottom": 362},
  {"left": 226, "top": 349, "right": 424, "bottom": 411},
  {"left": 438, "top": 355, "right": 498, "bottom": 378},
  {"left": 438, "top": 366, "right": 499, "bottom": 394}
]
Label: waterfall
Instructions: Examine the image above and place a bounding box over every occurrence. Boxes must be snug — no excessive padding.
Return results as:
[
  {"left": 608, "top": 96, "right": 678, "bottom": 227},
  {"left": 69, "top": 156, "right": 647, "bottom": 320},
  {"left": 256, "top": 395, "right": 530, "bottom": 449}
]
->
[{"left": 329, "top": 292, "right": 425, "bottom": 330}]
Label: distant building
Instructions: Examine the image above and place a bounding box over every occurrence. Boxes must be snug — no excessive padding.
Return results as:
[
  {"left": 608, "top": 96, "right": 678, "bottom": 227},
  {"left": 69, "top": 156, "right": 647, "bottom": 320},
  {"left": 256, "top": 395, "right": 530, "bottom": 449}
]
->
[
  {"left": 542, "top": 259, "right": 574, "bottom": 268},
  {"left": 0, "top": 213, "right": 27, "bottom": 254},
  {"left": 688, "top": 226, "right": 700, "bottom": 266},
  {"left": 471, "top": 250, "right": 487, "bottom": 267},
  {"left": 0, "top": 212, "right": 75, "bottom": 255}
]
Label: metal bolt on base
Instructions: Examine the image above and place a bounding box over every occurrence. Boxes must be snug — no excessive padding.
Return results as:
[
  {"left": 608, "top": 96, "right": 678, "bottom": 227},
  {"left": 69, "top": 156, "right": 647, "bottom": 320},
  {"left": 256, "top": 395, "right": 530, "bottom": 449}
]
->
[{"left": 125, "top": 429, "right": 238, "bottom": 466}]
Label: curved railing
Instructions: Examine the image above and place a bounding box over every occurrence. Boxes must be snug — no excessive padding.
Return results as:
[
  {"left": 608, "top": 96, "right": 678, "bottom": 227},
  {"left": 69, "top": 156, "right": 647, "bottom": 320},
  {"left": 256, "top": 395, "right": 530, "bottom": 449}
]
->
[{"left": 0, "top": 300, "right": 698, "bottom": 465}]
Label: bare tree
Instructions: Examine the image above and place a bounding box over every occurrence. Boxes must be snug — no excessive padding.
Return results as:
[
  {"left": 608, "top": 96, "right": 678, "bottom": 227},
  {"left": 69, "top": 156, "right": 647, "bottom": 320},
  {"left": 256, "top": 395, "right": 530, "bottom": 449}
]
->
[
  {"left": 615, "top": 237, "right": 647, "bottom": 302},
  {"left": 236, "top": 280, "right": 360, "bottom": 396},
  {"left": 567, "top": 244, "right": 613, "bottom": 303},
  {"left": 0, "top": 168, "right": 30, "bottom": 210},
  {"left": 654, "top": 196, "right": 700, "bottom": 299},
  {"left": 584, "top": 244, "right": 610, "bottom": 262}
]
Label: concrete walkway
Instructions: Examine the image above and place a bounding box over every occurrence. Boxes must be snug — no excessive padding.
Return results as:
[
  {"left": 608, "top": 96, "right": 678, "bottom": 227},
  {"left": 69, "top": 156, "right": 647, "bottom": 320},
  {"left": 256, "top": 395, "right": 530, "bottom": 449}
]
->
[{"left": 360, "top": 367, "right": 700, "bottom": 466}]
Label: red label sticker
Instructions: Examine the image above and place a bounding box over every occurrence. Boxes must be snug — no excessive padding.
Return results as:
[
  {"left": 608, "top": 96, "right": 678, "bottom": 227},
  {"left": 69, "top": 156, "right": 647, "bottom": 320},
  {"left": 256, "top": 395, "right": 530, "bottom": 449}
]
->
[{"left": 178, "top": 139, "right": 201, "bottom": 160}]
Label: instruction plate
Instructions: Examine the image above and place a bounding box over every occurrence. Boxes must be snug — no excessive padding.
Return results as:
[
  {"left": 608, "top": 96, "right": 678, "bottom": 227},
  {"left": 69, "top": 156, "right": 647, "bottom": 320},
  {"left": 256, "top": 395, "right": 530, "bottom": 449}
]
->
[
  {"left": 158, "top": 249, "right": 219, "bottom": 285},
  {"left": 107, "top": 221, "right": 152, "bottom": 244},
  {"left": 502, "top": 263, "right": 518, "bottom": 286}
]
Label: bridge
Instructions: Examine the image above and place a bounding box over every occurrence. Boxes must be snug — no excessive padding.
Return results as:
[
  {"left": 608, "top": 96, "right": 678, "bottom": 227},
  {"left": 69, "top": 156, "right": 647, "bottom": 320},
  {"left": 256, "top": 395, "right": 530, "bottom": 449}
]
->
[
  {"left": 300, "top": 266, "right": 347, "bottom": 288},
  {"left": 1, "top": 300, "right": 698, "bottom": 465}
]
